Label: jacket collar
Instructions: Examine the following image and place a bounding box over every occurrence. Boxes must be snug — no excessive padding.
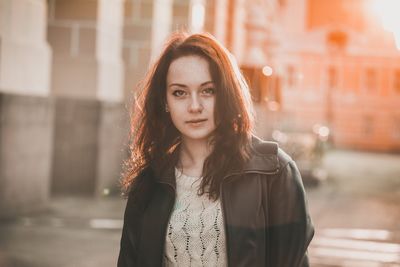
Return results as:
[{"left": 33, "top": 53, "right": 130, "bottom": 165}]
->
[
  {"left": 245, "top": 135, "right": 279, "bottom": 173},
  {"left": 154, "top": 135, "right": 280, "bottom": 187}
]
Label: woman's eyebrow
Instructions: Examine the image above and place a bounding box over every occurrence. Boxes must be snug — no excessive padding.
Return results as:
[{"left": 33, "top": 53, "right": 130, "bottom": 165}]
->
[
  {"left": 168, "top": 81, "right": 214, "bottom": 88},
  {"left": 168, "top": 83, "right": 187, "bottom": 88},
  {"left": 201, "top": 81, "right": 214, "bottom": 86}
]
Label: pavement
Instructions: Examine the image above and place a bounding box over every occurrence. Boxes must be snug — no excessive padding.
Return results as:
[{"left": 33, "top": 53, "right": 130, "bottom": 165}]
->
[
  {"left": 0, "top": 197, "right": 126, "bottom": 267},
  {"left": 306, "top": 149, "right": 400, "bottom": 267},
  {"left": 0, "top": 149, "right": 400, "bottom": 267}
]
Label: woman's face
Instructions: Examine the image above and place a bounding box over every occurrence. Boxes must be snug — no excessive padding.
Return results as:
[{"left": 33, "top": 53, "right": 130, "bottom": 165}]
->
[{"left": 166, "top": 55, "right": 216, "bottom": 143}]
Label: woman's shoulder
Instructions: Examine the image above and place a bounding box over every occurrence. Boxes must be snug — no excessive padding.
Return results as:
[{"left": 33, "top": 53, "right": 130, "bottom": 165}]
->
[
  {"left": 249, "top": 135, "right": 293, "bottom": 169},
  {"left": 249, "top": 136, "right": 303, "bottom": 191}
]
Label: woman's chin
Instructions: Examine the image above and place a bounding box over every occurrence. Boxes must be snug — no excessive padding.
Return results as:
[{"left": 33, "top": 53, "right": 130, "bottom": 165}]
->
[{"left": 180, "top": 130, "right": 215, "bottom": 142}]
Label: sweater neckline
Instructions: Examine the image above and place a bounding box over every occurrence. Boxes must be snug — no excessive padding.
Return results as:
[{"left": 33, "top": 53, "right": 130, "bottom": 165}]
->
[{"left": 174, "top": 167, "right": 202, "bottom": 180}]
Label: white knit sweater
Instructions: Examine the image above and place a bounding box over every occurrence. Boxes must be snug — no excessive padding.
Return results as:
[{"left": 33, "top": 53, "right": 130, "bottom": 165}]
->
[{"left": 163, "top": 168, "right": 227, "bottom": 267}]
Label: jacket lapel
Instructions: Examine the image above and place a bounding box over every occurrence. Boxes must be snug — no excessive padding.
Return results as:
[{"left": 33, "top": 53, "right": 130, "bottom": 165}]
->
[{"left": 137, "top": 165, "right": 176, "bottom": 266}]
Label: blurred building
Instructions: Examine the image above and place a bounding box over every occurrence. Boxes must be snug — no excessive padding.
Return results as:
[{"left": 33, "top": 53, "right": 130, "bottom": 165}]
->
[
  {"left": 1, "top": 0, "right": 399, "bottom": 217},
  {"left": 0, "top": 0, "right": 260, "bottom": 217},
  {"left": 270, "top": 0, "right": 400, "bottom": 151},
  {"left": 1, "top": 0, "right": 54, "bottom": 217}
]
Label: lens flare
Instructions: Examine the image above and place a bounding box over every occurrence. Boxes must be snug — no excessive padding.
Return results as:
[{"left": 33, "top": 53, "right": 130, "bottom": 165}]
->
[{"left": 370, "top": 0, "right": 400, "bottom": 50}]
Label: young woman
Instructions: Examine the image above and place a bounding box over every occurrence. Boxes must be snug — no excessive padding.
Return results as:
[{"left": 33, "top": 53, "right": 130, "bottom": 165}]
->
[{"left": 118, "top": 32, "right": 314, "bottom": 267}]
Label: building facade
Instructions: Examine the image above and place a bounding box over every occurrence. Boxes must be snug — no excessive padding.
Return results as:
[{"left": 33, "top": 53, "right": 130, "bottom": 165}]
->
[
  {"left": 271, "top": 0, "right": 400, "bottom": 151},
  {"left": 0, "top": 0, "right": 253, "bottom": 217}
]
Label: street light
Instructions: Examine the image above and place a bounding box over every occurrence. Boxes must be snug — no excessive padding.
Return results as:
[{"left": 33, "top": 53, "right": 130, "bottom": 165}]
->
[{"left": 262, "top": 65, "right": 273, "bottom": 77}]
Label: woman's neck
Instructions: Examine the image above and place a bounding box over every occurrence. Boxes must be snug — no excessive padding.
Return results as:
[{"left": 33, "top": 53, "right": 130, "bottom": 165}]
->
[{"left": 178, "top": 138, "right": 213, "bottom": 177}]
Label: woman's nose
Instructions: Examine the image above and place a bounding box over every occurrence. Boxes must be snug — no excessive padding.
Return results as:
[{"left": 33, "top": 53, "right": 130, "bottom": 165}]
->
[{"left": 188, "top": 95, "right": 203, "bottom": 113}]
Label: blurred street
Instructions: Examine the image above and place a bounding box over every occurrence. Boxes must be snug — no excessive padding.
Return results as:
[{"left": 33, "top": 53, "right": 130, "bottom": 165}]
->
[
  {"left": 0, "top": 149, "right": 400, "bottom": 267},
  {"left": 307, "top": 150, "right": 400, "bottom": 267}
]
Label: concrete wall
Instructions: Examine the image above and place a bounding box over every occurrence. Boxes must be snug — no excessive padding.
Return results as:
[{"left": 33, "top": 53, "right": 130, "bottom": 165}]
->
[
  {"left": 96, "top": 102, "right": 128, "bottom": 196},
  {"left": 47, "top": 0, "right": 124, "bottom": 101},
  {"left": 123, "top": 0, "right": 154, "bottom": 99},
  {"left": 47, "top": 0, "right": 126, "bottom": 196},
  {"left": 0, "top": 0, "right": 52, "bottom": 96},
  {"left": 51, "top": 98, "right": 99, "bottom": 195},
  {"left": 0, "top": 94, "right": 53, "bottom": 218},
  {"left": 0, "top": 0, "right": 53, "bottom": 218}
]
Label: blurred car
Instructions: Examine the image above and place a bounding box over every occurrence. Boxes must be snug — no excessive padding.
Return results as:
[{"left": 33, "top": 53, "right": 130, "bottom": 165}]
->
[{"left": 272, "top": 124, "right": 330, "bottom": 186}]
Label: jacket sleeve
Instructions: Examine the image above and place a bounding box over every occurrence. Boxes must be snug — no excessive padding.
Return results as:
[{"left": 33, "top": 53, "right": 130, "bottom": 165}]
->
[
  {"left": 117, "top": 195, "right": 137, "bottom": 267},
  {"left": 266, "top": 160, "right": 314, "bottom": 267}
]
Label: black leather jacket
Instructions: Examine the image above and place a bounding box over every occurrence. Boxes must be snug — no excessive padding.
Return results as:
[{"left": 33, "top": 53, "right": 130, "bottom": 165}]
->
[{"left": 118, "top": 137, "right": 314, "bottom": 266}]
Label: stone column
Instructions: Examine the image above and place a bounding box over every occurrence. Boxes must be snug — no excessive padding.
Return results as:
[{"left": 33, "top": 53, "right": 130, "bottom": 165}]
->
[
  {"left": 48, "top": 0, "right": 125, "bottom": 196},
  {"left": 0, "top": 0, "right": 53, "bottom": 217},
  {"left": 123, "top": 0, "right": 157, "bottom": 99},
  {"left": 151, "top": 0, "right": 173, "bottom": 60},
  {"left": 211, "top": 0, "right": 228, "bottom": 45}
]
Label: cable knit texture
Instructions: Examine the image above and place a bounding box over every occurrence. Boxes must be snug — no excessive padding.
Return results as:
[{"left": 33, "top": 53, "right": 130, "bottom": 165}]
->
[{"left": 163, "top": 168, "right": 227, "bottom": 267}]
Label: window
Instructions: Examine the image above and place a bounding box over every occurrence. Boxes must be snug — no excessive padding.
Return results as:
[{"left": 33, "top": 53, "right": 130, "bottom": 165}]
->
[
  {"left": 363, "top": 68, "right": 377, "bottom": 92},
  {"left": 394, "top": 69, "right": 400, "bottom": 94},
  {"left": 241, "top": 67, "right": 264, "bottom": 102},
  {"left": 241, "top": 67, "right": 281, "bottom": 105},
  {"left": 278, "top": 0, "right": 287, "bottom": 7}
]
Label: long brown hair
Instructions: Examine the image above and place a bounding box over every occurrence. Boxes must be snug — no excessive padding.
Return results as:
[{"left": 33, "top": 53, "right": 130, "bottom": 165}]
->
[{"left": 122, "top": 32, "right": 254, "bottom": 199}]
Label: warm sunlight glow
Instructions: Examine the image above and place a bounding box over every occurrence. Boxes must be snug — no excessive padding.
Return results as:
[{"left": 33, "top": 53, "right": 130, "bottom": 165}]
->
[
  {"left": 191, "top": 2, "right": 205, "bottom": 33},
  {"left": 370, "top": 0, "right": 400, "bottom": 50}
]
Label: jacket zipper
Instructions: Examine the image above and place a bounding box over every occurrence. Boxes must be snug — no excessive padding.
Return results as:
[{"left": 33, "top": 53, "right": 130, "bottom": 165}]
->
[
  {"left": 219, "top": 180, "right": 230, "bottom": 267},
  {"left": 158, "top": 181, "right": 176, "bottom": 266}
]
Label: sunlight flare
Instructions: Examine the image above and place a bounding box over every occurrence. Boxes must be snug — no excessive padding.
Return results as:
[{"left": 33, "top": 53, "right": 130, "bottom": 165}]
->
[{"left": 370, "top": 0, "right": 400, "bottom": 50}]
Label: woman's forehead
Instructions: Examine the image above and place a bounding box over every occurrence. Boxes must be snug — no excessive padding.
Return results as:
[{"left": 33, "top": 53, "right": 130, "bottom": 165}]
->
[{"left": 166, "top": 55, "right": 213, "bottom": 86}]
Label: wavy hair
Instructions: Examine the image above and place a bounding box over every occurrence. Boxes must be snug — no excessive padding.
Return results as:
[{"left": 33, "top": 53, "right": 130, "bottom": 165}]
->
[{"left": 121, "top": 32, "right": 254, "bottom": 200}]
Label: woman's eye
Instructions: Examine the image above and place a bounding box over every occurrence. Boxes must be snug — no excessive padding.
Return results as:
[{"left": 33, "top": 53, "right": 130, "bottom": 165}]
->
[
  {"left": 172, "top": 90, "right": 186, "bottom": 97},
  {"left": 202, "top": 88, "right": 215, "bottom": 95}
]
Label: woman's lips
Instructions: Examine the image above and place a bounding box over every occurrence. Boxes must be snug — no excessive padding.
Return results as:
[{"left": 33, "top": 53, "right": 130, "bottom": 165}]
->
[{"left": 186, "top": 119, "right": 207, "bottom": 125}]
